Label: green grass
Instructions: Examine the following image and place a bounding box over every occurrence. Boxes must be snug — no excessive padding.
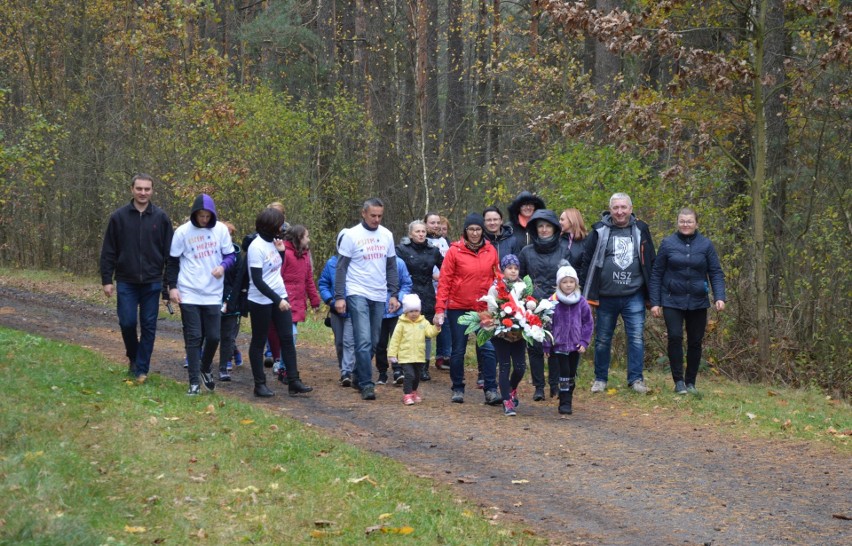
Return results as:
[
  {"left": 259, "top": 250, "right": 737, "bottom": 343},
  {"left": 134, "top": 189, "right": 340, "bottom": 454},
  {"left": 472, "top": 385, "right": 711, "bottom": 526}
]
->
[
  {"left": 0, "top": 327, "right": 544, "bottom": 545},
  {"left": 570, "top": 360, "right": 851, "bottom": 452}
]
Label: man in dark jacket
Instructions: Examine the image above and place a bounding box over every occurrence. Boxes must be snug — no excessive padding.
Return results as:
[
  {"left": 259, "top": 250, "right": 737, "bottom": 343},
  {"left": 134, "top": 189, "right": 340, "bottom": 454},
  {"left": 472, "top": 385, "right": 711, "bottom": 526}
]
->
[
  {"left": 518, "top": 209, "right": 573, "bottom": 400},
  {"left": 100, "top": 174, "right": 174, "bottom": 383},
  {"left": 579, "top": 193, "right": 656, "bottom": 394}
]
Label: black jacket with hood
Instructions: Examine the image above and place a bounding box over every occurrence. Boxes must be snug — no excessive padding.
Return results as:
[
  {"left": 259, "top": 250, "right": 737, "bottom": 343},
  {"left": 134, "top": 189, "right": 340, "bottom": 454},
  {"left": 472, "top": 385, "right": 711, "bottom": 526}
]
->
[
  {"left": 517, "top": 209, "right": 573, "bottom": 300},
  {"left": 579, "top": 212, "right": 656, "bottom": 303},
  {"left": 506, "top": 191, "right": 546, "bottom": 251}
]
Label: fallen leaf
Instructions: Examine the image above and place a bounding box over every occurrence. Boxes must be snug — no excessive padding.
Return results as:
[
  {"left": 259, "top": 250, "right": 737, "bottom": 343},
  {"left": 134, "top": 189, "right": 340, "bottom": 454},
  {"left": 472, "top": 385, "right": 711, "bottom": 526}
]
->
[
  {"left": 205, "top": 404, "right": 215, "bottom": 415},
  {"left": 383, "top": 526, "right": 414, "bottom": 535},
  {"left": 746, "top": 413, "right": 756, "bottom": 420},
  {"left": 310, "top": 530, "right": 341, "bottom": 538},
  {"left": 148, "top": 416, "right": 158, "bottom": 425},
  {"left": 511, "top": 479, "right": 529, "bottom": 484},
  {"left": 269, "top": 424, "right": 279, "bottom": 431},
  {"left": 348, "top": 475, "right": 377, "bottom": 485},
  {"left": 240, "top": 419, "right": 254, "bottom": 425},
  {"left": 378, "top": 513, "right": 393, "bottom": 520},
  {"left": 832, "top": 514, "right": 851, "bottom": 520},
  {"left": 767, "top": 390, "right": 779, "bottom": 396},
  {"left": 194, "top": 528, "right": 207, "bottom": 539},
  {"left": 124, "top": 525, "right": 146, "bottom": 533},
  {"left": 313, "top": 520, "right": 335, "bottom": 527},
  {"left": 513, "top": 502, "right": 523, "bottom": 507},
  {"left": 457, "top": 477, "right": 477, "bottom": 483},
  {"left": 230, "top": 486, "right": 259, "bottom": 493},
  {"left": 782, "top": 419, "right": 792, "bottom": 429},
  {"left": 164, "top": 417, "right": 180, "bottom": 421},
  {"left": 606, "top": 388, "right": 618, "bottom": 395}
]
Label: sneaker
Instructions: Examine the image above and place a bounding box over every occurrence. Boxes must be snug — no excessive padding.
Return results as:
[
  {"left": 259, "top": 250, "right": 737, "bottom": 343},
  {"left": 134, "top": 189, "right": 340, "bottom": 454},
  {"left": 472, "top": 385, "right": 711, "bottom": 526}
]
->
[
  {"left": 674, "top": 380, "right": 687, "bottom": 395},
  {"left": 271, "top": 360, "right": 282, "bottom": 373},
  {"left": 376, "top": 373, "right": 388, "bottom": 385},
  {"left": 631, "top": 379, "right": 649, "bottom": 394},
  {"left": 510, "top": 388, "right": 519, "bottom": 408},
  {"left": 276, "top": 368, "right": 288, "bottom": 384},
  {"left": 476, "top": 379, "right": 485, "bottom": 390},
  {"left": 434, "top": 357, "right": 448, "bottom": 370},
  {"left": 233, "top": 348, "right": 243, "bottom": 366},
  {"left": 591, "top": 380, "right": 607, "bottom": 393},
  {"left": 403, "top": 394, "right": 415, "bottom": 406},
  {"left": 421, "top": 367, "right": 431, "bottom": 381},
  {"left": 485, "top": 389, "right": 502, "bottom": 406},
  {"left": 183, "top": 357, "right": 188, "bottom": 369},
  {"left": 200, "top": 372, "right": 215, "bottom": 391},
  {"left": 187, "top": 383, "right": 200, "bottom": 396},
  {"left": 412, "top": 390, "right": 422, "bottom": 403},
  {"left": 686, "top": 384, "right": 699, "bottom": 395},
  {"left": 503, "top": 400, "right": 516, "bottom": 416},
  {"left": 219, "top": 371, "right": 231, "bottom": 382},
  {"left": 533, "top": 387, "right": 545, "bottom": 401},
  {"left": 451, "top": 389, "right": 464, "bottom": 403},
  {"left": 135, "top": 374, "right": 148, "bottom": 385},
  {"left": 226, "top": 360, "right": 233, "bottom": 371},
  {"left": 393, "top": 370, "right": 404, "bottom": 385},
  {"left": 340, "top": 372, "right": 352, "bottom": 387},
  {"left": 361, "top": 385, "right": 376, "bottom": 400}
]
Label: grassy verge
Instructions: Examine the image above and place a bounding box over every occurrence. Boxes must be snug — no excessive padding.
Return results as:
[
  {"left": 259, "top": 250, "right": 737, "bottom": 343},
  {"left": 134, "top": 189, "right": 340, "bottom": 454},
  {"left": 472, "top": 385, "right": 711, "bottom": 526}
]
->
[
  {"left": 572, "top": 363, "right": 851, "bottom": 452},
  {"left": 0, "top": 327, "right": 543, "bottom": 545}
]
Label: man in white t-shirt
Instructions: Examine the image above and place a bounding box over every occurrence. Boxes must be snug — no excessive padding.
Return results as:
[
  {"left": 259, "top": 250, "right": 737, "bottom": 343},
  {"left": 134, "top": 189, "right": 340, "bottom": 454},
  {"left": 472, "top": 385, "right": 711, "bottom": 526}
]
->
[{"left": 334, "top": 198, "right": 400, "bottom": 400}]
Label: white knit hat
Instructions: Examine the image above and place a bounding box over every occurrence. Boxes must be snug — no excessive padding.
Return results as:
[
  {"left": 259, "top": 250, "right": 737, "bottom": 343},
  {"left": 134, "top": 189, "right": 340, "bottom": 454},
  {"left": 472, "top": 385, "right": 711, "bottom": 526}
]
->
[
  {"left": 556, "top": 264, "right": 579, "bottom": 287},
  {"left": 402, "top": 293, "right": 422, "bottom": 313}
]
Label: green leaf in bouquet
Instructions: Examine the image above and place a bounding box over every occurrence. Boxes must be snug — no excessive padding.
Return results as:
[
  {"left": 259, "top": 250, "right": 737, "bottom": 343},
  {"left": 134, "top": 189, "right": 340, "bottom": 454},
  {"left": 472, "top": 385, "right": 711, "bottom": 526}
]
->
[
  {"left": 476, "top": 328, "right": 493, "bottom": 347},
  {"left": 522, "top": 275, "right": 534, "bottom": 298}
]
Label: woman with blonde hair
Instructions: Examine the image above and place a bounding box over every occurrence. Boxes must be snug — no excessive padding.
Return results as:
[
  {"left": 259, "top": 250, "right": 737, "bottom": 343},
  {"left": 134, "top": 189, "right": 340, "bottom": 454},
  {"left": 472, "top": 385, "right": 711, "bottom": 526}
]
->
[{"left": 559, "top": 207, "right": 589, "bottom": 268}]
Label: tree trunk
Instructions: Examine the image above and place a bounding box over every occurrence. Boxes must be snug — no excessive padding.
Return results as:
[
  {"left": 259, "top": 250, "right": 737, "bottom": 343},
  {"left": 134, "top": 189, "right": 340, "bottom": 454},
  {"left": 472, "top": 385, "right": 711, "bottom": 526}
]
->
[
  {"left": 489, "top": 0, "right": 500, "bottom": 158},
  {"left": 593, "top": 0, "right": 621, "bottom": 99},
  {"left": 476, "top": 0, "right": 491, "bottom": 166},
  {"left": 752, "top": 0, "right": 772, "bottom": 371},
  {"left": 446, "top": 0, "right": 466, "bottom": 160}
]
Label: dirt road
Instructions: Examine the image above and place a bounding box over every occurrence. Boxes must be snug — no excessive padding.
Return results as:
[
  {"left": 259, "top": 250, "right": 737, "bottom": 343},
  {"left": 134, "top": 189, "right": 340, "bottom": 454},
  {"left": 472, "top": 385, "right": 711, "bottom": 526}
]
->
[{"left": 1, "top": 284, "right": 849, "bottom": 545}]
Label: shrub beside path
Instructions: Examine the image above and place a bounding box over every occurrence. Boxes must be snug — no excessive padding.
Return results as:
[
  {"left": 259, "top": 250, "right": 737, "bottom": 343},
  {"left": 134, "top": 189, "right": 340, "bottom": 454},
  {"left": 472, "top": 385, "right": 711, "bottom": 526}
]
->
[{"left": 0, "top": 284, "right": 849, "bottom": 545}]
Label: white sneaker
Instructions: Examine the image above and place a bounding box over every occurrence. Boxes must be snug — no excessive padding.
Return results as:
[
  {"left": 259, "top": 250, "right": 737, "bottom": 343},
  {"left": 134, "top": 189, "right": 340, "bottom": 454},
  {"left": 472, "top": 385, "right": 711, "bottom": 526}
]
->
[
  {"left": 591, "top": 380, "right": 607, "bottom": 393},
  {"left": 631, "top": 379, "right": 649, "bottom": 394}
]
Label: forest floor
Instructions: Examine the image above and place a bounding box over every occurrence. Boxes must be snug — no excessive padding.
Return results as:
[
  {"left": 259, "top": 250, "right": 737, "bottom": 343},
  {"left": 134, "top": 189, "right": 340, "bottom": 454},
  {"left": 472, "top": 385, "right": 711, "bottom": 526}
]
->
[{"left": 0, "top": 280, "right": 849, "bottom": 546}]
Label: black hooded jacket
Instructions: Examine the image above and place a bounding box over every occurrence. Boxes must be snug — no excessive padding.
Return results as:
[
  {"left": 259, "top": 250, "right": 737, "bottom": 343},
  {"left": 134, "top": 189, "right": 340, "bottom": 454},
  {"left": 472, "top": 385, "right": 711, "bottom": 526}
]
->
[
  {"left": 517, "top": 209, "right": 572, "bottom": 299},
  {"left": 506, "top": 191, "right": 546, "bottom": 250}
]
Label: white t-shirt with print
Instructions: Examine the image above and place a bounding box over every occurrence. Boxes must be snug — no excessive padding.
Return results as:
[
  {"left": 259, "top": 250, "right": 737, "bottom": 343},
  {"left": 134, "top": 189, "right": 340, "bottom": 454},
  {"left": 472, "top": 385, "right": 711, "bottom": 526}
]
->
[
  {"left": 338, "top": 223, "right": 396, "bottom": 302},
  {"left": 247, "top": 237, "right": 288, "bottom": 305},
  {"left": 170, "top": 222, "right": 233, "bottom": 305}
]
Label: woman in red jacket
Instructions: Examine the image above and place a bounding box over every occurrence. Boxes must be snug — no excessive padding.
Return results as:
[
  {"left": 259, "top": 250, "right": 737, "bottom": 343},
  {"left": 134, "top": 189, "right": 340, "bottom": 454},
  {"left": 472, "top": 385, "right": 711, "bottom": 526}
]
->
[
  {"left": 269, "top": 225, "right": 321, "bottom": 380},
  {"left": 434, "top": 213, "right": 500, "bottom": 405}
]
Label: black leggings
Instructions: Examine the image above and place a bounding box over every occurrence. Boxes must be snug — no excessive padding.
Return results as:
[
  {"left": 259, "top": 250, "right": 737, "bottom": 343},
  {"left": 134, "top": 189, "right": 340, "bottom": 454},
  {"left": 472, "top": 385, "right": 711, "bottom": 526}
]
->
[
  {"left": 663, "top": 307, "right": 707, "bottom": 386},
  {"left": 248, "top": 301, "right": 299, "bottom": 384},
  {"left": 551, "top": 351, "right": 580, "bottom": 389}
]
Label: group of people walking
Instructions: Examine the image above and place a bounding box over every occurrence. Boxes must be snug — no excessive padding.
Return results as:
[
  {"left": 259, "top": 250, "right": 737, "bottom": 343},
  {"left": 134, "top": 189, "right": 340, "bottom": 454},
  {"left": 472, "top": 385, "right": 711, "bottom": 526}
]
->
[{"left": 100, "top": 174, "right": 726, "bottom": 418}]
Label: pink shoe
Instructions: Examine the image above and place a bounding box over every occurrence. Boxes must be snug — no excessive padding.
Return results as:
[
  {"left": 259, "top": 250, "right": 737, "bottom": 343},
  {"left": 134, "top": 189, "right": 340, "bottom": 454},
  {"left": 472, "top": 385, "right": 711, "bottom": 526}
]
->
[
  {"left": 403, "top": 394, "right": 415, "bottom": 406},
  {"left": 412, "top": 390, "right": 422, "bottom": 403}
]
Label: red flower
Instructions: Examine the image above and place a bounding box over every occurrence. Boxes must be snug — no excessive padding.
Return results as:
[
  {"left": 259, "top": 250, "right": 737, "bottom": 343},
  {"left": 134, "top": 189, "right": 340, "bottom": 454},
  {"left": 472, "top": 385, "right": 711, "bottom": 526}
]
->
[
  {"left": 502, "top": 318, "right": 514, "bottom": 327},
  {"left": 527, "top": 314, "right": 542, "bottom": 327}
]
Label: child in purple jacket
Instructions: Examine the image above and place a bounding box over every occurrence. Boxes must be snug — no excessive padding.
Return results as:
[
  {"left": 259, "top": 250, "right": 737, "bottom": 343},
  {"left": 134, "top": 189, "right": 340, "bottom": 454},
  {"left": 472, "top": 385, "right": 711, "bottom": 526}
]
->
[{"left": 544, "top": 264, "right": 594, "bottom": 415}]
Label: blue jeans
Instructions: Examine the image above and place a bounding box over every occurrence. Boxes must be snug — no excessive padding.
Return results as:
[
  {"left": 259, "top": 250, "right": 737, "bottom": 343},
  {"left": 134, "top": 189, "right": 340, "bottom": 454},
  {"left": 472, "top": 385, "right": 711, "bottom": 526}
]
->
[
  {"left": 348, "top": 295, "right": 385, "bottom": 390},
  {"left": 593, "top": 291, "right": 646, "bottom": 385},
  {"left": 180, "top": 303, "right": 221, "bottom": 385},
  {"left": 435, "top": 323, "right": 452, "bottom": 359},
  {"left": 446, "top": 309, "right": 496, "bottom": 392},
  {"left": 116, "top": 281, "right": 162, "bottom": 377}
]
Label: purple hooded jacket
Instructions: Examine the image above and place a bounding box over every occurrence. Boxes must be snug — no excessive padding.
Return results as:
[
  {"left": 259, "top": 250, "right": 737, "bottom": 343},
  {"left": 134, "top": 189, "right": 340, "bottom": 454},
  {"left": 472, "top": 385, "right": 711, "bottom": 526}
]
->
[{"left": 543, "top": 293, "right": 594, "bottom": 354}]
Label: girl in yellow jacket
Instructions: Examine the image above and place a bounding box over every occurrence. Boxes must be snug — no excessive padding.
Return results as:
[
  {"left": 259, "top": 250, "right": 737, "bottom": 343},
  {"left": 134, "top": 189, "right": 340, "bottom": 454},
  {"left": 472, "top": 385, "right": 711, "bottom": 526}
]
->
[{"left": 388, "top": 294, "right": 441, "bottom": 405}]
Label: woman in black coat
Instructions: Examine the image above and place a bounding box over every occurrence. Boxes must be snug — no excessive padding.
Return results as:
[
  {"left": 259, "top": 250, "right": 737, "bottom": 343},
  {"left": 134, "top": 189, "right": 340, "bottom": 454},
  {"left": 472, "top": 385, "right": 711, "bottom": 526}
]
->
[
  {"left": 518, "top": 208, "right": 573, "bottom": 401},
  {"left": 649, "top": 208, "right": 726, "bottom": 395},
  {"left": 396, "top": 220, "right": 443, "bottom": 379}
]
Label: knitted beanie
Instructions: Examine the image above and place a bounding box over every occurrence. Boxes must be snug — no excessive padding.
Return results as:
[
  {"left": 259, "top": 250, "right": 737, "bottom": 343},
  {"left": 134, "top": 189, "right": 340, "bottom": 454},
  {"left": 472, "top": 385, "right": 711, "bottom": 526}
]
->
[
  {"left": 402, "top": 293, "right": 422, "bottom": 313},
  {"left": 556, "top": 264, "right": 579, "bottom": 287},
  {"left": 500, "top": 253, "right": 520, "bottom": 270}
]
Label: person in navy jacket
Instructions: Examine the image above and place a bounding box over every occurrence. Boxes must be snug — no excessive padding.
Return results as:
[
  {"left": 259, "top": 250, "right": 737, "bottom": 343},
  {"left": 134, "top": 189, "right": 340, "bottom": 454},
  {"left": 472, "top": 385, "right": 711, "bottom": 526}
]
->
[{"left": 649, "top": 208, "right": 726, "bottom": 395}]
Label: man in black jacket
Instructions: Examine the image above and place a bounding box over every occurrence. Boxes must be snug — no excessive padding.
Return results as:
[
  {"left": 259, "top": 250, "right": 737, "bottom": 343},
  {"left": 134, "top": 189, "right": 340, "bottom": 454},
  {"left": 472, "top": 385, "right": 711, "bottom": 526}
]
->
[
  {"left": 579, "top": 193, "right": 656, "bottom": 395},
  {"left": 100, "top": 174, "right": 174, "bottom": 383}
]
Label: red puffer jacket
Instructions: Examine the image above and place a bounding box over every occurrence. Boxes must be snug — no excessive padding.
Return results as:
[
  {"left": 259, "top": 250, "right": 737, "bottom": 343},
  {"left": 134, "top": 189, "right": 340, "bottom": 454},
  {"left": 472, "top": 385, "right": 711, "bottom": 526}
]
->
[
  {"left": 435, "top": 239, "right": 499, "bottom": 314},
  {"left": 281, "top": 240, "right": 321, "bottom": 323}
]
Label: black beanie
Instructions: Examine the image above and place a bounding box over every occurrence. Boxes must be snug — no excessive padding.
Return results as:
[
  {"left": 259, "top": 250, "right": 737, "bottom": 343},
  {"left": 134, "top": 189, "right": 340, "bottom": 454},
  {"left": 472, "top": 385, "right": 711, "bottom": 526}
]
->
[{"left": 463, "top": 213, "right": 485, "bottom": 232}]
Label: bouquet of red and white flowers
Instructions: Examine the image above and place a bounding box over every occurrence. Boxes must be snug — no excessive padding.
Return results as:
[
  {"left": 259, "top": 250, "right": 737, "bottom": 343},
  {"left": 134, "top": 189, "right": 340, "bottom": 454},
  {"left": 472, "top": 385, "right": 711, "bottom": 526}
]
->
[{"left": 458, "top": 273, "right": 554, "bottom": 346}]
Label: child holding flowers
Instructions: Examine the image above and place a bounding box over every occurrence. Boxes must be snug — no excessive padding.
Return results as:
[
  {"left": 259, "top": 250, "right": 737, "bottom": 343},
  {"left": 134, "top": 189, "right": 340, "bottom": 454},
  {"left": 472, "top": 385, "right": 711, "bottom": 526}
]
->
[
  {"left": 488, "top": 254, "right": 529, "bottom": 416},
  {"left": 543, "top": 264, "right": 594, "bottom": 415}
]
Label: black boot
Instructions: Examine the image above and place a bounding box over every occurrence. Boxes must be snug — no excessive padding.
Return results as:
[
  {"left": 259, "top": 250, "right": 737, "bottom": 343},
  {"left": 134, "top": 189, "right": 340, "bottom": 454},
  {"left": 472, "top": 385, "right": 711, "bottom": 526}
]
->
[
  {"left": 533, "top": 386, "right": 545, "bottom": 401},
  {"left": 549, "top": 385, "right": 558, "bottom": 399},
  {"left": 421, "top": 362, "right": 431, "bottom": 381},
  {"left": 254, "top": 383, "right": 274, "bottom": 397},
  {"left": 558, "top": 379, "right": 575, "bottom": 415},
  {"left": 288, "top": 379, "right": 313, "bottom": 396}
]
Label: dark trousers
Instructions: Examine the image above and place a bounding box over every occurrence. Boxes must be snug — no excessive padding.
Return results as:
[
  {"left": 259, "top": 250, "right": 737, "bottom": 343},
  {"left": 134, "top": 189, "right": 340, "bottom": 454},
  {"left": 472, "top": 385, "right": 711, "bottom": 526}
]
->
[
  {"left": 116, "top": 281, "right": 161, "bottom": 376},
  {"left": 492, "top": 337, "right": 527, "bottom": 401},
  {"left": 248, "top": 301, "right": 299, "bottom": 385},
  {"left": 218, "top": 314, "right": 241, "bottom": 373},
  {"left": 180, "top": 304, "right": 221, "bottom": 385},
  {"left": 527, "top": 341, "right": 557, "bottom": 389},
  {"left": 552, "top": 351, "right": 580, "bottom": 388},
  {"left": 663, "top": 307, "right": 707, "bottom": 386},
  {"left": 375, "top": 316, "right": 402, "bottom": 375},
  {"left": 401, "top": 362, "right": 423, "bottom": 394},
  {"left": 446, "top": 309, "right": 496, "bottom": 392}
]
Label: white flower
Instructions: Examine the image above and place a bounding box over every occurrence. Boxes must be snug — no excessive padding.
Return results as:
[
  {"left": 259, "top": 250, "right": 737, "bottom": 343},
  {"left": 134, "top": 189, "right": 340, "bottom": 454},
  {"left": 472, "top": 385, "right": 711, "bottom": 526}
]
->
[
  {"left": 525, "top": 300, "right": 536, "bottom": 310},
  {"left": 534, "top": 299, "right": 553, "bottom": 314},
  {"left": 479, "top": 294, "right": 499, "bottom": 313}
]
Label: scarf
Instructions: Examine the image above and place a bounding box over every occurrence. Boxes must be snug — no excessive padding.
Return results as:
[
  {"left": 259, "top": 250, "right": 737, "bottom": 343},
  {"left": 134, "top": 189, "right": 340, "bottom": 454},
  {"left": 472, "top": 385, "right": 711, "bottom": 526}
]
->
[{"left": 555, "top": 289, "right": 581, "bottom": 306}]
